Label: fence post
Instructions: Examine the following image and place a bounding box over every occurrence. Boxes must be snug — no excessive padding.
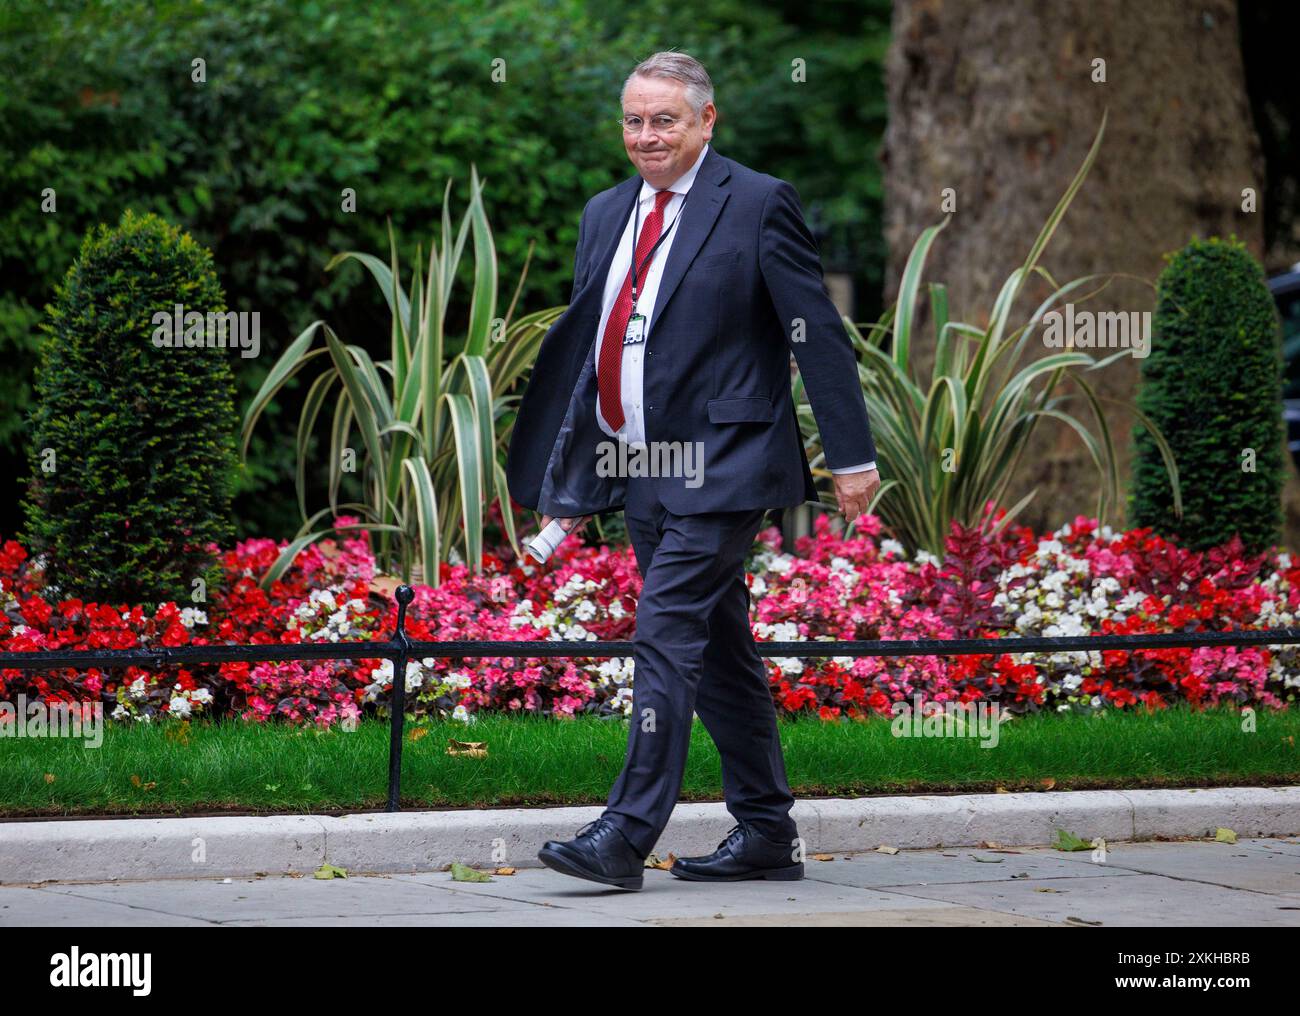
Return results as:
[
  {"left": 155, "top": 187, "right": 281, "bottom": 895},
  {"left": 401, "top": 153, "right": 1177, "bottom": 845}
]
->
[{"left": 386, "top": 585, "right": 415, "bottom": 812}]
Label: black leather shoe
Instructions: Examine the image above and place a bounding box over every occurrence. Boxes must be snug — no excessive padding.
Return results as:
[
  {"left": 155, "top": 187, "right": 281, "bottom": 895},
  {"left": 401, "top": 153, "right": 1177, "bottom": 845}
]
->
[
  {"left": 670, "top": 821, "right": 804, "bottom": 882},
  {"left": 538, "top": 817, "right": 646, "bottom": 890}
]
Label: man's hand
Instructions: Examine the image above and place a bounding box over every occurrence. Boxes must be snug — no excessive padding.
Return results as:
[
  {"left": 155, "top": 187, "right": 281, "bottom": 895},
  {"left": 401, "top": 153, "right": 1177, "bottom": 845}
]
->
[
  {"left": 539, "top": 514, "right": 591, "bottom": 537},
  {"left": 831, "top": 468, "right": 880, "bottom": 528}
]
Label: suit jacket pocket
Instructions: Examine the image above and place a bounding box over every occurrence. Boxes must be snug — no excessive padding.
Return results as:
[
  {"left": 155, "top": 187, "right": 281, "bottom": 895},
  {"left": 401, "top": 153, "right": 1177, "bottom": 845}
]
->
[
  {"left": 695, "top": 248, "right": 740, "bottom": 270},
  {"left": 707, "top": 395, "right": 774, "bottom": 423}
]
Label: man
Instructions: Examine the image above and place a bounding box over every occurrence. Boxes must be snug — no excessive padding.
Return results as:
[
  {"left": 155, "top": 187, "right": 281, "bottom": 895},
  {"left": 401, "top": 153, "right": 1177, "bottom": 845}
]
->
[{"left": 505, "top": 51, "right": 880, "bottom": 890}]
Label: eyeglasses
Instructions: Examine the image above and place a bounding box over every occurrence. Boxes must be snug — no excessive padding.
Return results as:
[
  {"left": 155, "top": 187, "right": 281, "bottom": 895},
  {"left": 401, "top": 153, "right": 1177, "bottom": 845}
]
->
[{"left": 618, "top": 113, "right": 689, "bottom": 135}]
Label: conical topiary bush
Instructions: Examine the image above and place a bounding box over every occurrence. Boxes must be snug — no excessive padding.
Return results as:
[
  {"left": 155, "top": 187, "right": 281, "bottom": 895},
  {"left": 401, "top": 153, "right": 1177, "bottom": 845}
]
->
[
  {"left": 1129, "top": 235, "right": 1284, "bottom": 553},
  {"left": 22, "top": 209, "right": 241, "bottom": 605}
]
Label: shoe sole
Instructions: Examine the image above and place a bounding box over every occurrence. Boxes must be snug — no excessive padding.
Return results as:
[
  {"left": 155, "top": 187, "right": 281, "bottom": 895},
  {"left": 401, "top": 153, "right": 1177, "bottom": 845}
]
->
[
  {"left": 669, "top": 863, "right": 805, "bottom": 882},
  {"left": 538, "top": 847, "right": 644, "bottom": 891}
]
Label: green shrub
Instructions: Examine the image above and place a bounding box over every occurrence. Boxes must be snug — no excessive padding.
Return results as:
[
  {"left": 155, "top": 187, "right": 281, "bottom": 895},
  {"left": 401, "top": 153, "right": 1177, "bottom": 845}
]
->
[
  {"left": 1129, "top": 236, "right": 1285, "bottom": 553},
  {"left": 837, "top": 115, "right": 1179, "bottom": 556},
  {"left": 243, "top": 177, "right": 565, "bottom": 587},
  {"left": 22, "top": 210, "right": 240, "bottom": 605}
]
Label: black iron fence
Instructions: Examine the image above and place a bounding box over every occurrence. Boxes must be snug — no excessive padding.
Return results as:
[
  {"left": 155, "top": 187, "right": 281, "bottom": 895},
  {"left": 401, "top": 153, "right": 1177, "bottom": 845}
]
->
[{"left": 3, "top": 584, "right": 1300, "bottom": 810}]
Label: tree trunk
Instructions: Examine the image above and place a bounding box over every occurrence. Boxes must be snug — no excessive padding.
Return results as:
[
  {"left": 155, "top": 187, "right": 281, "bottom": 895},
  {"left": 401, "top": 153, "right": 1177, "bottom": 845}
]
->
[{"left": 880, "top": 0, "right": 1267, "bottom": 539}]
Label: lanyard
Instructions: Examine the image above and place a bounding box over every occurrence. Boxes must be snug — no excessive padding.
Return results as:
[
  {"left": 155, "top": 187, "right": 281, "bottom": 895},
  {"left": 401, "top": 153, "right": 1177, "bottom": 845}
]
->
[{"left": 630, "top": 187, "right": 690, "bottom": 311}]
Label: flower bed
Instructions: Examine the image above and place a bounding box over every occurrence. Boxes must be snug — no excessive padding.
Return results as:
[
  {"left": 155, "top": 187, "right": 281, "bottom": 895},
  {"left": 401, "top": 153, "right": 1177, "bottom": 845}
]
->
[{"left": 2, "top": 510, "right": 1298, "bottom": 728}]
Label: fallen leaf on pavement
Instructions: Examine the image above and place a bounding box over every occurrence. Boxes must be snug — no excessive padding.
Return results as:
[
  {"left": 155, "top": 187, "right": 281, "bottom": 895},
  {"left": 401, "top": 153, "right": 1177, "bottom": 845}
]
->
[{"left": 1053, "top": 828, "right": 1091, "bottom": 852}]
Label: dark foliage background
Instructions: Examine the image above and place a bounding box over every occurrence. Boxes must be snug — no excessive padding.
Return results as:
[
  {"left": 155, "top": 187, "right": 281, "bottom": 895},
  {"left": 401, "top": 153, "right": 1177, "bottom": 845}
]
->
[{"left": 0, "top": 0, "right": 890, "bottom": 540}]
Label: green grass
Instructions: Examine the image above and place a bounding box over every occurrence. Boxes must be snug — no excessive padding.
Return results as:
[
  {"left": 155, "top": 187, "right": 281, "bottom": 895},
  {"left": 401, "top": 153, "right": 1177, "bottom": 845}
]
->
[{"left": 1, "top": 706, "right": 1297, "bottom": 818}]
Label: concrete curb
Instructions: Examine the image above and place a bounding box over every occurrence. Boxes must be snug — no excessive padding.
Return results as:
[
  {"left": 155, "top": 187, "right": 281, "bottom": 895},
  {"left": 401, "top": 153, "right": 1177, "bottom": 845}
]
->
[{"left": 2, "top": 787, "right": 1298, "bottom": 884}]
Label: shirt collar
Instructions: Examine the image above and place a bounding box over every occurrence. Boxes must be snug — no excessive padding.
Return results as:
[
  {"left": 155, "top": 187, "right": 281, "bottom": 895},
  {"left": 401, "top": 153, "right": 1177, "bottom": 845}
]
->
[{"left": 637, "top": 142, "right": 709, "bottom": 204}]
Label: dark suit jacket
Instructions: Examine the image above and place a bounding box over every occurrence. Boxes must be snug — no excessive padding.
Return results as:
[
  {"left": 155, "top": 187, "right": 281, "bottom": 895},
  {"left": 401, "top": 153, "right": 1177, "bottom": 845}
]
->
[{"left": 506, "top": 146, "right": 876, "bottom": 518}]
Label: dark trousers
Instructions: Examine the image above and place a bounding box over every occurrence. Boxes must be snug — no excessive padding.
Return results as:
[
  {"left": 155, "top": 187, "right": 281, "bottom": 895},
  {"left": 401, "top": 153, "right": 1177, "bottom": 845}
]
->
[{"left": 601, "top": 474, "right": 799, "bottom": 856}]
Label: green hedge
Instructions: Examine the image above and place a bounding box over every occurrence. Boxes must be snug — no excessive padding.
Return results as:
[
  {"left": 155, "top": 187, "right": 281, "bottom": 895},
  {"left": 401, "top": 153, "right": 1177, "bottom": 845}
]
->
[
  {"left": 1129, "top": 236, "right": 1285, "bottom": 553},
  {"left": 22, "top": 211, "right": 239, "bottom": 605}
]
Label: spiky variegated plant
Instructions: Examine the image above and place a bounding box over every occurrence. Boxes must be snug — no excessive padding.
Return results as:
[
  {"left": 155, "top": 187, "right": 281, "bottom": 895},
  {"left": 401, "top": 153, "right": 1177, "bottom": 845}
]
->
[
  {"left": 796, "top": 112, "right": 1180, "bottom": 555},
  {"left": 242, "top": 168, "right": 565, "bottom": 587}
]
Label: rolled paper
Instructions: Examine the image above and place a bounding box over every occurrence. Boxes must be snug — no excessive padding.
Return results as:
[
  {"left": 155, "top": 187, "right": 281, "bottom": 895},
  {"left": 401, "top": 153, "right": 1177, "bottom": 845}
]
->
[{"left": 525, "top": 518, "right": 573, "bottom": 564}]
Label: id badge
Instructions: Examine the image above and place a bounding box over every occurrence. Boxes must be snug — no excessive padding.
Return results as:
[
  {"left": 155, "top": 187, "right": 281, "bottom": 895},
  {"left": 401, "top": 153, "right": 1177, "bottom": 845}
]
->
[{"left": 623, "top": 313, "right": 646, "bottom": 345}]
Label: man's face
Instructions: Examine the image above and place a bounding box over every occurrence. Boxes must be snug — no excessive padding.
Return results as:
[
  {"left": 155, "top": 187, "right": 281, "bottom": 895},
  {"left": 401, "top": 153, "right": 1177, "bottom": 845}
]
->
[{"left": 621, "top": 75, "right": 715, "bottom": 188}]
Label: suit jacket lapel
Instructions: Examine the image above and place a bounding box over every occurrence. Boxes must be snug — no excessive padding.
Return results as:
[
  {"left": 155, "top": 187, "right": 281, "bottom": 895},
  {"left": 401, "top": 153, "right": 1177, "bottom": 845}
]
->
[{"left": 652, "top": 146, "right": 730, "bottom": 325}]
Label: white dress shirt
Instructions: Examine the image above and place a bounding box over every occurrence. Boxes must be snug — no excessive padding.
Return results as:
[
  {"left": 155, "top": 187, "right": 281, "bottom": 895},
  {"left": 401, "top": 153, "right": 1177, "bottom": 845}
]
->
[{"left": 593, "top": 142, "right": 874, "bottom": 475}]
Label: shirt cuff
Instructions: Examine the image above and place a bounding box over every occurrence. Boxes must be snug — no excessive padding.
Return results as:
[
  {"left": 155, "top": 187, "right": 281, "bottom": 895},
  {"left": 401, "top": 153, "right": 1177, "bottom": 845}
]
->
[{"left": 829, "top": 460, "right": 876, "bottom": 474}]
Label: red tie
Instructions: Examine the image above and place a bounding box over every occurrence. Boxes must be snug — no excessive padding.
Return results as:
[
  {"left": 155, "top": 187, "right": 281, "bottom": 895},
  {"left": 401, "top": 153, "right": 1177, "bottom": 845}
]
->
[{"left": 597, "top": 189, "right": 675, "bottom": 432}]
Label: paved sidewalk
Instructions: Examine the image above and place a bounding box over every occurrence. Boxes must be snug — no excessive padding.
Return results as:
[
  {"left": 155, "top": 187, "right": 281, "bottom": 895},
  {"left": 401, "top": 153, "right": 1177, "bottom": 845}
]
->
[
  {"left": 4, "top": 837, "right": 1299, "bottom": 926},
  {"left": 6, "top": 787, "right": 1298, "bottom": 885}
]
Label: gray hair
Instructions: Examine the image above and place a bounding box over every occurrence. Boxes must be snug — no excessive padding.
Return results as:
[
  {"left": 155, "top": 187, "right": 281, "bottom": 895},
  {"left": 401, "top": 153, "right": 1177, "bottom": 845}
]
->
[{"left": 622, "top": 50, "right": 714, "bottom": 115}]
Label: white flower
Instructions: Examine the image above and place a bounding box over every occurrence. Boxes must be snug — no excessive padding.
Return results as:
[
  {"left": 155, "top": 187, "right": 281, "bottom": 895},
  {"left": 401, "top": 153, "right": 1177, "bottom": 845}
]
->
[
  {"left": 879, "top": 539, "right": 905, "bottom": 558},
  {"left": 179, "top": 607, "right": 208, "bottom": 629},
  {"left": 111, "top": 704, "right": 130, "bottom": 722},
  {"left": 169, "top": 696, "right": 192, "bottom": 719},
  {"left": 765, "top": 554, "right": 795, "bottom": 575},
  {"left": 1117, "top": 590, "right": 1146, "bottom": 612},
  {"left": 129, "top": 676, "right": 149, "bottom": 701},
  {"left": 452, "top": 704, "right": 474, "bottom": 724},
  {"left": 914, "top": 550, "right": 940, "bottom": 568},
  {"left": 775, "top": 656, "right": 804, "bottom": 676}
]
